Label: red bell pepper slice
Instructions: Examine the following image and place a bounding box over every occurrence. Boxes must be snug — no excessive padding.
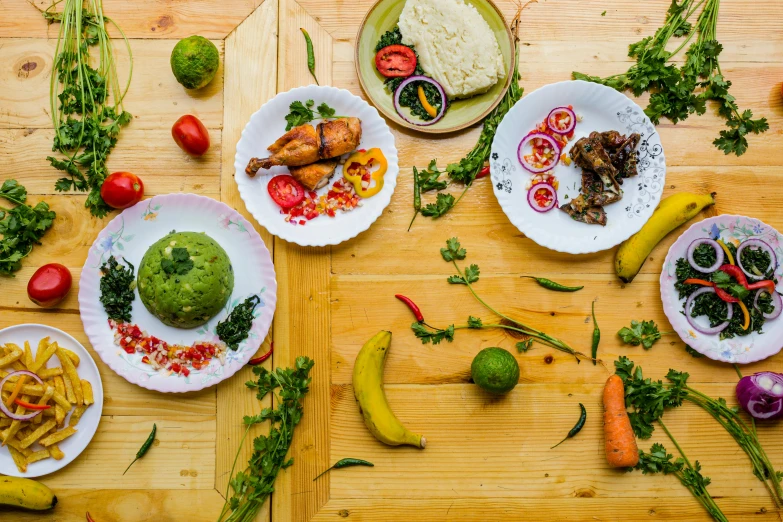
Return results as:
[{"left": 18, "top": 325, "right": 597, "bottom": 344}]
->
[{"left": 14, "top": 398, "right": 51, "bottom": 411}]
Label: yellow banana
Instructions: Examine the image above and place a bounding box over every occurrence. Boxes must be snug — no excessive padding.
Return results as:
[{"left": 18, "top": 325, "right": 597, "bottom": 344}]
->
[
  {"left": 353, "top": 331, "right": 426, "bottom": 448},
  {"left": 615, "top": 192, "right": 716, "bottom": 283},
  {"left": 0, "top": 476, "right": 57, "bottom": 511}
]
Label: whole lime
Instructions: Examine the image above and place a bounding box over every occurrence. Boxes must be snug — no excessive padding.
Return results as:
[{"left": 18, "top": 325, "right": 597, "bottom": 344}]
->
[
  {"left": 170, "top": 35, "right": 219, "bottom": 90},
  {"left": 471, "top": 347, "right": 519, "bottom": 394}
]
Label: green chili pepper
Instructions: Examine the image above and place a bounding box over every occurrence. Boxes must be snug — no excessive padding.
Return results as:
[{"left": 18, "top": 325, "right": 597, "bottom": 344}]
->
[
  {"left": 521, "top": 276, "right": 584, "bottom": 292},
  {"left": 300, "top": 28, "right": 319, "bottom": 85},
  {"left": 123, "top": 423, "right": 156, "bottom": 475},
  {"left": 313, "top": 458, "right": 374, "bottom": 481},
  {"left": 551, "top": 403, "right": 586, "bottom": 449},
  {"left": 408, "top": 166, "right": 421, "bottom": 231},
  {"left": 591, "top": 301, "right": 600, "bottom": 366}
]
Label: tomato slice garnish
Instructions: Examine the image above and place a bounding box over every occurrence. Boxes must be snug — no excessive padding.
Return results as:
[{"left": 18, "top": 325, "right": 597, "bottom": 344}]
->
[
  {"left": 375, "top": 45, "right": 417, "bottom": 78},
  {"left": 267, "top": 175, "right": 305, "bottom": 209}
]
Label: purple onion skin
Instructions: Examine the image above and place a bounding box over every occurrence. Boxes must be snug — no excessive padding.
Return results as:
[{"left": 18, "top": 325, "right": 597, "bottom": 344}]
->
[{"left": 736, "top": 372, "right": 783, "bottom": 421}]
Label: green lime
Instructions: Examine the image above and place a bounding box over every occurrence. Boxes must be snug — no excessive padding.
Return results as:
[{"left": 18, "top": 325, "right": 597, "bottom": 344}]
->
[
  {"left": 471, "top": 347, "right": 519, "bottom": 394},
  {"left": 170, "top": 35, "right": 219, "bottom": 90}
]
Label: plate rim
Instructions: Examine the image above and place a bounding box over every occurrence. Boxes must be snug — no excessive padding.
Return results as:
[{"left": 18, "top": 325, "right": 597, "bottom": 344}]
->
[
  {"left": 354, "top": 0, "right": 515, "bottom": 134},
  {"left": 0, "top": 323, "right": 104, "bottom": 478}
]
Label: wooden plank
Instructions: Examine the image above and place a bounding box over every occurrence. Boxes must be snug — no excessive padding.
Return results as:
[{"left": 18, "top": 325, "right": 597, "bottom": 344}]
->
[
  {"left": 328, "top": 383, "right": 783, "bottom": 499},
  {"left": 0, "top": 38, "right": 224, "bottom": 130},
  {"left": 10, "top": 488, "right": 226, "bottom": 522},
  {"left": 272, "top": 1, "right": 334, "bottom": 520},
  {"left": 216, "top": 0, "right": 279, "bottom": 512},
  {"left": 1, "top": 0, "right": 262, "bottom": 39}
]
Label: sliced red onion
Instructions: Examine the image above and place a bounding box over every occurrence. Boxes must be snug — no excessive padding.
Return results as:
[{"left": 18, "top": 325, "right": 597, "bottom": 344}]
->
[
  {"left": 736, "top": 239, "right": 777, "bottom": 281},
  {"left": 393, "top": 75, "right": 447, "bottom": 126},
  {"left": 517, "top": 132, "right": 562, "bottom": 174},
  {"left": 0, "top": 370, "right": 44, "bottom": 421},
  {"left": 546, "top": 106, "right": 576, "bottom": 135},
  {"left": 527, "top": 183, "right": 558, "bottom": 213},
  {"left": 737, "top": 372, "right": 783, "bottom": 420},
  {"left": 685, "top": 287, "right": 733, "bottom": 335},
  {"left": 687, "top": 238, "right": 724, "bottom": 273},
  {"left": 754, "top": 288, "right": 782, "bottom": 320}
]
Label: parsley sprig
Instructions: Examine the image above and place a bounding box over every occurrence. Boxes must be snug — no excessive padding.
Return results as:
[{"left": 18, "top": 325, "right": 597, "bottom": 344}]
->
[
  {"left": 617, "top": 319, "right": 673, "bottom": 349},
  {"left": 218, "top": 357, "right": 314, "bottom": 522},
  {"left": 161, "top": 247, "right": 194, "bottom": 276},
  {"left": 0, "top": 180, "right": 56, "bottom": 276},
  {"left": 284, "top": 100, "right": 338, "bottom": 130}
]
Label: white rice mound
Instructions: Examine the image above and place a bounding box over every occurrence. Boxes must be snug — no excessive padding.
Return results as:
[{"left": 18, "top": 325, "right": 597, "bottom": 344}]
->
[{"left": 398, "top": 0, "right": 506, "bottom": 100}]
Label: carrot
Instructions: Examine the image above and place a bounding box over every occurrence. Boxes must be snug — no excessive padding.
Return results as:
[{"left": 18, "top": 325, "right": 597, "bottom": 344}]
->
[{"left": 603, "top": 374, "right": 639, "bottom": 467}]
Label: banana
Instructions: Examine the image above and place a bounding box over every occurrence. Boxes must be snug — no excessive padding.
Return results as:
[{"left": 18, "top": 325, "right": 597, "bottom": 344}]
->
[
  {"left": 353, "top": 331, "right": 426, "bottom": 448},
  {"left": 615, "top": 192, "right": 715, "bottom": 283},
  {"left": 0, "top": 476, "right": 57, "bottom": 511}
]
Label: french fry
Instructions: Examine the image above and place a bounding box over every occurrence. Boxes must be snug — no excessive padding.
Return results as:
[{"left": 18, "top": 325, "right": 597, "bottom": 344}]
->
[
  {"left": 26, "top": 449, "right": 50, "bottom": 464},
  {"left": 48, "top": 444, "right": 64, "bottom": 460},
  {"left": 0, "top": 348, "right": 22, "bottom": 369},
  {"left": 62, "top": 370, "right": 76, "bottom": 404},
  {"left": 0, "top": 418, "right": 10, "bottom": 428},
  {"left": 34, "top": 338, "right": 50, "bottom": 363},
  {"left": 8, "top": 445, "right": 27, "bottom": 472},
  {"left": 54, "top": 377, "right": 66, "bottom": 426},
  {"left": 81, "top": 380, "right": 94, "bottom": 406},
  {"left": 29, "top": 342, "right": 57, "bottom": 374},
  {"left": 37, "top": 368, "right": 63, "bottom": 379},
  {"left": 40, "top": 426, "right": 76, "bottom": 447},
  {"left": 6, "top": 437, "right": 32, "bottom": 457},
  {"left": 3, "top": 395, "right": 33, "bottom": 444},
  {"left": 33, "top": 386, "right": 54, "bottom": 425},
  {"left": 23, "top": 341, "right": 33, "bottom": 368},
  {"left": 59, "top": 347, "right": 80, "bottom": 368},
  {"left": 20, "top": 420, "right": 57, "bottom": 449},
  {"left": 57, "top": 348, "right": 82, "bottom": 405},
  {"left": 69, "top": 405, "right": 87, "bottom": 427}
]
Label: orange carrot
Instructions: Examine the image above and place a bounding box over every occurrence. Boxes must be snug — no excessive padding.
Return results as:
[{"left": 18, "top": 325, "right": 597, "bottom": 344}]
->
[{"left": 603, "top": 374, "right": 639, "bottom": 467}]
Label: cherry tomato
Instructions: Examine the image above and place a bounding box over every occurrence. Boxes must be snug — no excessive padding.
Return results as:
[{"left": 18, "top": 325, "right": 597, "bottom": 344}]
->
[
  {"left": 101, "top": 171, "right": 144, "bottom": 209},
  {"left": 267, "top": 175, "right": 305, "bottom": 209},
  {"left": 375, "top": 45, "right": 417, "bottom": 78},
  {"left": 27, "top": 263, "right": 72, "bottom": 308},
  {"left": 172, "top": 114, "right": 210, "bottom": 157}
]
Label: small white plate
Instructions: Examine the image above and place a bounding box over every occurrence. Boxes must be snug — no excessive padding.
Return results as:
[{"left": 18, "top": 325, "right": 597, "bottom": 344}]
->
[
  {"left": 0, "top": 324, "right": 103, "bottom": 478},
  {"left": 490, "top": 80, "right": 666, "bottom": 254},
  {"left": 234, "top": 85, "right": 399, "bottom": 247}
]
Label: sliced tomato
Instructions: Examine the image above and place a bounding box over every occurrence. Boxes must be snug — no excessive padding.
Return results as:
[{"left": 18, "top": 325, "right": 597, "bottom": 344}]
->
[
  {"left": 267, "top": 175, "right": 305, "bottom": 209},
  {"left": 375, "top": 45, "right": 417, "bottom": 78}
]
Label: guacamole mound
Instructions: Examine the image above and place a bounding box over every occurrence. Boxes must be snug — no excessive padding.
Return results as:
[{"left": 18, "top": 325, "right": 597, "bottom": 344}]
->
[
  {"left": 170, "top": 35, "right": 219, "bottom": 90},
  {"left": 137, "top": 231, "right": 233, "bottom": 328},
  {"left": 471, "top": 347, "right": 519, "bottom": 395}
]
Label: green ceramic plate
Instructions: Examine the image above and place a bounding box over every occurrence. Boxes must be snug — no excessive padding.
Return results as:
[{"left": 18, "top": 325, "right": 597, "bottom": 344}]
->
[{"left": 355, "top": 0, "right": 515, "bottom": 134}]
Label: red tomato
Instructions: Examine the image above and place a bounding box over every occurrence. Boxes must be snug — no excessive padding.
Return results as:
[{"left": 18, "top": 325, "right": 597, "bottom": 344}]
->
[
  {"left": 267, "top": 175, "right": 305, "bottom": 209},
  {"left": 375, "top": 45, "right": 417, "bottom": 78},
  {"left": 172, "top": 115, "right": 210, "bottom": 157},
  {"left": 101, "top": 171, "right": 144, "bottom": 209},
  {"left": 27, "top": 263, "right": 72, "bottom": 308}
]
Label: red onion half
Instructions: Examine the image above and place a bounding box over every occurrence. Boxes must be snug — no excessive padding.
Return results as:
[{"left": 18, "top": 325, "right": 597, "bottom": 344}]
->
[
  {"left": 0, "top": 370, "right": 44, "bottom": 421},
  {"left": 546, "top": 106, "right": 576, "bottom": 135},
  {"left": 754, "top": 289, "right": 782, "bottom": 320},
  {"left": 736, "top": 239, "right": 777, "bottom": 281},
  {"left": 737, "top": 372, "right": 783, "bottom": 420},
  {"left": 687, "top": 238, "right": 724, "bottom": 273},
  {"left": 517, "top": 132, "right": 562, "bottom": 174},
  {"left": 685, "top": 287, "right": 733, "bottom": 335},
  {"left": 393, "top": 75, "right": 447, "bottom": 126},
  {"left": 527, "top": 183, "right": 558, "bottom": 213}
]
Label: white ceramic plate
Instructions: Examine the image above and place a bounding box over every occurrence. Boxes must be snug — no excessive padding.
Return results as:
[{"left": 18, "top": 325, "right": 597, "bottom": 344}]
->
[
  {"left": 79, "top": 193, "right": 276, "bottom": 393},
  {"left": 661, "top": 215, "right": 783, "bottom": 364},
  {"left": 490, "top": 80, "right": 666, "bottom": 254},
  {"left": 234, "top": 85, "right": 399, "bottom": 246},
  {"left": 0, "top": 324, "right": 103, "bottom": 478}
]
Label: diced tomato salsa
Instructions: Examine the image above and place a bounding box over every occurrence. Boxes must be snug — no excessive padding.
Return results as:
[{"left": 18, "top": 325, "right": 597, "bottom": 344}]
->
[{"left": 284, "top": 177, "right": 360, "bottom": 225}]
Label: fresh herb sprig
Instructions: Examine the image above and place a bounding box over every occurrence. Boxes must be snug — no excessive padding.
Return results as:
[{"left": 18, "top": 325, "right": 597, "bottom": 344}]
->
[
  {"left": 284, "top": 100, "right": 337, "bottom": 131},
  {"left": 99, "top": 256, "right": 136, "bottom": 322},
  {"left": 218, "top": 357, "right": 314, "bottom": 522},
  {"left": 617, "top": 319, "right": 673, "bottom": 349},
  {"left": 573, "top": 0, "right": 767, "bottom": 156},
  {"left": 0, "top": 180, "right": 56, "bottom": 276},
  {"left": 216, "top": 295, "right": 261, "bottom": 351},
  {"left": 161, "top": 247, "right": 193, "bottom": 276}
]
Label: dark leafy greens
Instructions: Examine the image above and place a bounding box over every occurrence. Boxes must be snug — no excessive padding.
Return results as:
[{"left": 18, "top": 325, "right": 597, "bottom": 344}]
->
[
  {"left": 216, "top": 295, "right": 261, "bottom": 351},
  {"left": 692, "top": 243, "right": 717, "bottom": 269},
  {"left": 99, "top": 257, "right": 136, "bottom": 322},
  {"left": 0, "top": 180, "right": 56, "bottom": 276},
  {"left": 740, "top": 247, "right": 773, "bottom": 279}
]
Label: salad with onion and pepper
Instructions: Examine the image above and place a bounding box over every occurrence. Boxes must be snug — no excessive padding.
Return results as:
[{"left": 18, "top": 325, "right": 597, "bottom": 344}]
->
[{"left": 674, "top": 237, "right": 781, "bottom": 339}]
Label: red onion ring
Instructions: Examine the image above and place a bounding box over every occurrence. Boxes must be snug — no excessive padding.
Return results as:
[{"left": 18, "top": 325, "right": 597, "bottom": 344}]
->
[
  {"left": 517, "top": 132, "right": 562, "bottom": 174},
  {"left": 393, "top": 75, "right": 447, "bottom": 126},
  {"left": 0, "top": 370, "right": 44, "bottom": 421},
  {"left": 546, "top": 106, "right": 576, "bottom": 135},
  {"left": 685, "top": 287, "right": 733, "bottom": 335},
  {"left": 736, "top": 239, "right": 777, "bottom": 281},
  {"left": 527, "top": 183, "right": 558, "bottom": 213},
  {"left": 687, "top": 238, "right": 724, "bottom": 273},
  {"left": 754, "top": 289, "right": 782, "bottom": 320}
]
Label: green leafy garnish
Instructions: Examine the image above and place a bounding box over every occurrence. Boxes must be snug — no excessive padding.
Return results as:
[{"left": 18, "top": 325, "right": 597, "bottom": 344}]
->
[
  {"left": 417, "top": 160, "right": 448, "bottom": 193},
  {"left": 617, "top": 320, "right": 664, "bottom": 349},
  {"left": 99, "top": 257, "right": 136, "bottom": 322},
  {"left": 421, "top": 193, "right": 455, "bottom": 219},
  {"left": 0, "top": 180, "right": 56, "bottom": 276},
  {"left": 440, "top": 237, "right": 467, "bottom": 262},
  {"left": 516, "top": 339, "right": 534, "bottom": 353},
  {"left": 375, "top": 27, "right": 403, "bottom": 52},
  {"left": 0, "top": 180, "right": 28, "bottom": 206},
  {"left": 216, "top": 295, "right": 261, "bottom": 351},
  {"left": 412, "top": 321, "right": 454, "bottom": 345},
  {"left": 284, "top": 100, "right": 337, "bottom": 131},
  {"left": 161, "top": 247, "right": 194, "bottom": 276},
  {"left": 467, "top": 316, "right": 483, "bottom": 328}
]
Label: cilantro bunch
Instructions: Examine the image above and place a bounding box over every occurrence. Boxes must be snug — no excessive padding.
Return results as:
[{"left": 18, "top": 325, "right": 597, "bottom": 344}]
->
[
  {"left": 218, "top": 357, "right": 314, "bottom": 522},
  {"left": 574, "top": 0, "right": 767, "bottom": 156},
  {"left": 617, "top": 319, "right": 672, "bottom": 349},
  {"left": 0, "top": 180, "right": 56, "bottom": 276}
]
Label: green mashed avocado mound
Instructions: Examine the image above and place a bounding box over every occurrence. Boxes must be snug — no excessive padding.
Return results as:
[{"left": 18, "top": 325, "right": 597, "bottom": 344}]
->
[{"left": 137, "top": 231, "right": 234, "bottom": 328}]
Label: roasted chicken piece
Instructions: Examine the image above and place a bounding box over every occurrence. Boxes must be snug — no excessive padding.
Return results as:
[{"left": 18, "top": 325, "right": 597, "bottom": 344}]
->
[
  {"left": 289, "top": 159, "right": 339, "bottom": 191},
  {"left": 246, "top": 118, "right": 362, "bottom": 175}
]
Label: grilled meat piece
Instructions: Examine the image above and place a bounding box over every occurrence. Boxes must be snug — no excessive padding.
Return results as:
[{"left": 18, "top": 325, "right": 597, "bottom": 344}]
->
[
  {"left": 289, "top": 159, "right": 339, "bottom": 191},
  {"left": 560, "top": 200, "right": 607, "bottom": 226},
  {"left": 575, "top": 171, "right": 623, "bottom": 209},
  {"left": 318, "top": 118, "right": 362, "bottom": 159},
  {"left": 598, "top": 130, "right": 626, "bottom": 150},
  {"left": 609, "top": 133, "right": 641, "bottom": 182},
  {"left": 570, "top": 133, "right": 620, "bottom": 196}
]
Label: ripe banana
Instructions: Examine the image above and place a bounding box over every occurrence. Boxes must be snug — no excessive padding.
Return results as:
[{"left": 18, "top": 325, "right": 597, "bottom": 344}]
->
[
  {"left": 0, "top": 476, "right": 57, "bottom": 511},
  {"left": 615, "top": 192, "right": 715, "bottom": 283},
  {"left": 353, "top": 331, "right": 426, "bottom": 448}
]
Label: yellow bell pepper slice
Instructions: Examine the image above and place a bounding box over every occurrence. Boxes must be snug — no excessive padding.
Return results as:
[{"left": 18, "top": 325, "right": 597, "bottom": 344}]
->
[
  {"left": 417, "top": 86, "right": 438, "bottom": 118},
  {"left": 343, "top": 148, "right": 387, "bottom": 198},
  {"left": 717, "top": 239, "right": 735, "bottom": 265},
  {"left": 738, "top": 300, "right": 750, "bottom": 330}
]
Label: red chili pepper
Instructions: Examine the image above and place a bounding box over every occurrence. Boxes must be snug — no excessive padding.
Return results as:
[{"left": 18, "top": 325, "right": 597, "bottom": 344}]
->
[
  {"left": 395, "top": 294, "right": 424, "bottom": 322},
  {"left": 248, "top": 342, "right": 274, "bottom": 366},
  {"left": 86, "top": 513, "right": 96, "bottom": 522},
  {"left": 748, "top": 279, "right": 777, "bottom": 294},
  {"left": 719, "top": 264, "right": 749, "bottom": 289},
  {"left": 476, "top": 166, "right": 490, "bottom": 179},
  {"left": 715, "top": 286, "right": 740, "bottom": 303},
  {"left": 13, "top": 398, "right": 51, "bottom": 411}
]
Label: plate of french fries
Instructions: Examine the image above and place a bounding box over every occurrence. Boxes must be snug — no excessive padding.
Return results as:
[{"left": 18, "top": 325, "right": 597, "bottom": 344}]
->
[{"left": 0, "top": 324, "right": 103, "bottom": 477}]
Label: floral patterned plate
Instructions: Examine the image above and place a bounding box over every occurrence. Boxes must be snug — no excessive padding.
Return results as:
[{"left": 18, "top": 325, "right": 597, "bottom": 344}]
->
[
  {"left": 490, "top": 80, "right": 666, "bottom": 254},
  {"left": 660, "top": 215, "right": 783, "bottom": 364},
  {"left": 79, "top": 194, "right": 276, "bottom": 393}
]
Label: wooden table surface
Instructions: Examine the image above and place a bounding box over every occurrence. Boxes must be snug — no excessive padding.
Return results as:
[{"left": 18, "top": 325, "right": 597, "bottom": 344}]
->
[{"left": 1, "top": 0, "right": 782, "bottom": 520}]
